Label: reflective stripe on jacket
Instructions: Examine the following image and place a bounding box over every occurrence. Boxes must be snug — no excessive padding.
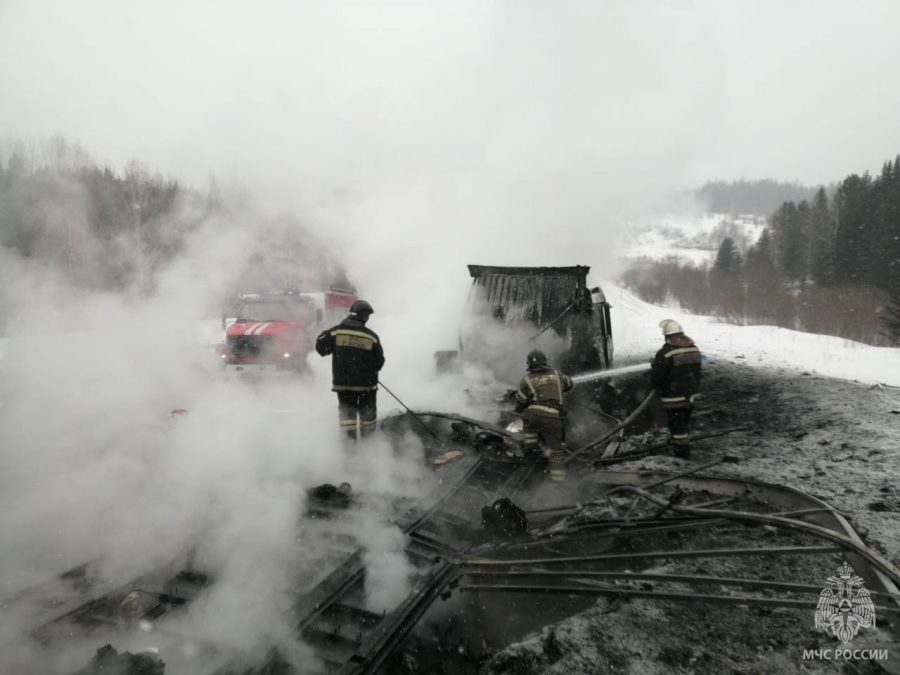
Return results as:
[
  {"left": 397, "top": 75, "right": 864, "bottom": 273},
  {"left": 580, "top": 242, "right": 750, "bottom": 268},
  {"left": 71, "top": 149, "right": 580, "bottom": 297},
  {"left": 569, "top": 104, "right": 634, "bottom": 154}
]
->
[
  {"left": 515, "top": 367, "right": 573, "bottom": 415},
  {"left": 649, "top": 334, "right": 701, "bottom": 406},
  {"left": 315, "top": 318, "right": 385, "bottom": 390}
]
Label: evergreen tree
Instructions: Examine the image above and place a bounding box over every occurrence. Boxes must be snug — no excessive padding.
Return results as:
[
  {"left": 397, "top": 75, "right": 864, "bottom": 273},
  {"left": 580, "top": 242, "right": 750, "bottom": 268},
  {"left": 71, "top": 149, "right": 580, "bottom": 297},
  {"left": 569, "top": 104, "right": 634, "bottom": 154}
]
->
[
  {"left": 809, "top": 187, "right": 835, "bottom": 284},
  {"left": 713, "top": 237, "right": 742, "bottom": 276},
  {"left": 691, "top": 152, "right": 900, "bottom": 343},
  {"left": 833, "top": 174, "right": 874, "bottom": 285},
  {"left": 872, "top": 156, "right": 900, "bottom": 295},
  {"left": 793, "top": 199, "right": 811, "bottom": 281},
  {"left": 746, "top": 229, "right": 776, "bottom": 272},
  {"left": 882, "top": 288, "right": 900, "bottom": 345},
  {"left": 709, "top": 237, "right": 743, "bottom": 321},
  {"left": 770, "top": 200, "right": 809, "bottom": 282}
]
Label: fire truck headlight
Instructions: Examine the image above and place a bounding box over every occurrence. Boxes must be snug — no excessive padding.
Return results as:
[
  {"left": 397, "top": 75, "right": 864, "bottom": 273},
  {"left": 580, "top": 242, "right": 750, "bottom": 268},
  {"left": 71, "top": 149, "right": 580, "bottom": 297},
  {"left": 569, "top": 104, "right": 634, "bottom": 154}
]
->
[
  {"left": 283, "top": 352, "right": 291, "bottom": 359},
  {"left": 220, "top": 353, "right": 226, "bottom": 359}
]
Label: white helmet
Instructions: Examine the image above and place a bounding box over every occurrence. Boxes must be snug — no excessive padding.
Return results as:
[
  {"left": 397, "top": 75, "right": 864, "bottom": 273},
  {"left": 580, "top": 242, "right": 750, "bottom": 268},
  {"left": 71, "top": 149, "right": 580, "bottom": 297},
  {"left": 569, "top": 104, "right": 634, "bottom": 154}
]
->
[{"left": 659, "top": 319, "right": 683, "bottom": 336}]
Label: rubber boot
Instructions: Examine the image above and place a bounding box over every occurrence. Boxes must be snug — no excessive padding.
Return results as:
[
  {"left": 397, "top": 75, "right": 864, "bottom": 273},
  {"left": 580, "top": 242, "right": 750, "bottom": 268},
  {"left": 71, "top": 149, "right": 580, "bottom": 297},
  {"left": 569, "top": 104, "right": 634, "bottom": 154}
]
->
[
  {"left": 671, "top": 443, "right": 690, "bottom": 459},
  {"left": 548, "top": 448, "right": 566, "bottom": 482},
  {"left": 360, "top": 418, "right": 377, "bottom": 439}
]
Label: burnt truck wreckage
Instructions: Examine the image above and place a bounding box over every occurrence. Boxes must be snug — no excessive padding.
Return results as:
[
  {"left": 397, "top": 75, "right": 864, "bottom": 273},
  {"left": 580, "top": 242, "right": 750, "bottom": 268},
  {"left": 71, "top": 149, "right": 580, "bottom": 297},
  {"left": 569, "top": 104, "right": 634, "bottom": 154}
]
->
[
  {"left": 13, "top": 400, "right": 900, "bottom": 673},
  {"left": 9, "top": 272, "right": 900, "bottom": 674},
  {"left": 436, "top": 265, "right": 613, "bottom": 376}
]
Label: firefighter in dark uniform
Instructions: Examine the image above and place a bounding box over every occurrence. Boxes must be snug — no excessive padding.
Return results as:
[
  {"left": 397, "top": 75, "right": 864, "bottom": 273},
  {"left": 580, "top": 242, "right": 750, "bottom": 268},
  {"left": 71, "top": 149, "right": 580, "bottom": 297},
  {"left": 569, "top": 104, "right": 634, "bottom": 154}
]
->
[
  {"left": 315, "top": 300, "right": 385, "bottom": 440},
  {"left": 650, "top": 319, "right": 702, "bottom": 458},
  {"left": 514, "top": 350, "right": 574, "bottom": 482}
]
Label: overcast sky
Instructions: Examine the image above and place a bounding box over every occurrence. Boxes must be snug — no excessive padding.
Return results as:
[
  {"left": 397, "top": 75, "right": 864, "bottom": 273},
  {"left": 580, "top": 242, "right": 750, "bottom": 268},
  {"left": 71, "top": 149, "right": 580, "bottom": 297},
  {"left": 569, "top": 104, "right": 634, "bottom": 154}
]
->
[{"left": 2, "top": 0, "right": 899, "bottom": 201}]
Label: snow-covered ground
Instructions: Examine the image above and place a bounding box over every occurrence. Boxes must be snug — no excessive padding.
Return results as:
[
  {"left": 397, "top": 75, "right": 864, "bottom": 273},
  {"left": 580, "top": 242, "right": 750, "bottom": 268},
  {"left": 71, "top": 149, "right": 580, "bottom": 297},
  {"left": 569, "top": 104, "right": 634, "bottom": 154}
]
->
[
  {"left": 2, "top": 283, "right": 899, "bottom": 674},
  {"left": 478, "top": 282, "right": 900, "bottom": 675},
  {"left": 604, "top": 282, "right": 900, "bottom": 387},
  {"left": 486, "top": 364, "right": 900, "bottom": 672}
]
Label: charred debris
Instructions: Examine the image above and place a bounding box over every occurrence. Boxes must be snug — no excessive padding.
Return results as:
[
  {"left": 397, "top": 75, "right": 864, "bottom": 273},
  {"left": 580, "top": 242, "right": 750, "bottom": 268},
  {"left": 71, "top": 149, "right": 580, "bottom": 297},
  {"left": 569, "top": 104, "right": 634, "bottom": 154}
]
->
[{"left": 16, "top": 266, "right": 900, "bottom": 674}]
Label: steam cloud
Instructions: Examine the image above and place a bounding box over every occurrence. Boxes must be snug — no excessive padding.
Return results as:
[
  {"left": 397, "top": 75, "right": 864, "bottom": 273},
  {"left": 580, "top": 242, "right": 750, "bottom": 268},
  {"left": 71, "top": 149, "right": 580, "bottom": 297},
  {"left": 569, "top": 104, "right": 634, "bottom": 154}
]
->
[
  {"left": 0, "top": 197, "right": 466, "bottom": 672},
  {"left": 7, "top": 1, "right": 899, "bottom": 672}
]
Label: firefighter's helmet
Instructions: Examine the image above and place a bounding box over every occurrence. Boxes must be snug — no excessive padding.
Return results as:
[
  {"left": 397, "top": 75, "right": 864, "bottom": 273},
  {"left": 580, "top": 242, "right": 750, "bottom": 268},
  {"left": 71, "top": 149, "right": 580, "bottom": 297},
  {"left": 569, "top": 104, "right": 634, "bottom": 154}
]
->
[
  {"left": 659, "top": 319, "right": 683, "bottom": 336},
  {"left": 349, "top": 300, "right": 374, "bottom": 318},
  {"left": 526, "top": 349, "right": 548, "bottom": 371}
]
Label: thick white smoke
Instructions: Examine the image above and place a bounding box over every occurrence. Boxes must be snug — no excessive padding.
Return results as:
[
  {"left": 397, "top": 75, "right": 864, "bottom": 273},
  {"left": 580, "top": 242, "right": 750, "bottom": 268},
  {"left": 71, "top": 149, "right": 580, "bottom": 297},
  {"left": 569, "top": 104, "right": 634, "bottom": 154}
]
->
[
  {"left": 0, "top": 199, "right": 449, "bottom": 673},
  {"left": 0, "top": 2, "right": 759, "bottom": 672}
]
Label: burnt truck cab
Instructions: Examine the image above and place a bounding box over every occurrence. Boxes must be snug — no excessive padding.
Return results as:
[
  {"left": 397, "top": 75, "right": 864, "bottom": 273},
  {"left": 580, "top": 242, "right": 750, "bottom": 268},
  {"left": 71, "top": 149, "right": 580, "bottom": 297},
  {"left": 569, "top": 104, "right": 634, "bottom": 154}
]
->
[
  {"left": 443, "top": 265, "right": 613, "bottom": 382},
  {"left": 220, "top": 288, "right": 356, "bottom": 375}
]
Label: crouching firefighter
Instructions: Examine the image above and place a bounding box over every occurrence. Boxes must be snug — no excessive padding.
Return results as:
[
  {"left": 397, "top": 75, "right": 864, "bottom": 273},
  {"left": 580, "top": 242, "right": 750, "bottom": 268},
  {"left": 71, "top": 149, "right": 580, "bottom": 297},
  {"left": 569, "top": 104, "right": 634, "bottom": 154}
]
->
[
  {"left": 514, "top": 350, "right": 573, "bottom": 482},
  {"left": 315, "top": 300, "right": 385, "bottom": 440},
  {"left": 650, "top": 319, "right": 702, "bottom": 458}
]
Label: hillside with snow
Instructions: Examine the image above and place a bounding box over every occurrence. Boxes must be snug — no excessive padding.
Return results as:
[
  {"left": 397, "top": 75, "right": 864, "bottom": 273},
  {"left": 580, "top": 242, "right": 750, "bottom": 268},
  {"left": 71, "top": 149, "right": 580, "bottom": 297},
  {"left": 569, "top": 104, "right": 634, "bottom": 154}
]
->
[{"left": 618, "top": 213, "right": 767, "bottom": 266}]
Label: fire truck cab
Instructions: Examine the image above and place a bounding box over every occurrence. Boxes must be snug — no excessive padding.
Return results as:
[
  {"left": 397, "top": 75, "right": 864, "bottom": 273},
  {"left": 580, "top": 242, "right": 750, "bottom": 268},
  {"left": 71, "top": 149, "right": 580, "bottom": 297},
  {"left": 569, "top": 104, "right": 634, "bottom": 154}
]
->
[{"left": 220, "top": 288, "right": 356, "bottom": 374}]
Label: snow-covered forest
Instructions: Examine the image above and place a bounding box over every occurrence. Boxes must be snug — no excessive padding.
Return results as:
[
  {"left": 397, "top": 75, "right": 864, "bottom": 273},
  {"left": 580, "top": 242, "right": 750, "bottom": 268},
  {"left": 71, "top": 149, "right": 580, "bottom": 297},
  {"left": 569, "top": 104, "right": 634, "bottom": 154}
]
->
[{"left": 621, "top": 160, "right": 900, "bottom": 346}]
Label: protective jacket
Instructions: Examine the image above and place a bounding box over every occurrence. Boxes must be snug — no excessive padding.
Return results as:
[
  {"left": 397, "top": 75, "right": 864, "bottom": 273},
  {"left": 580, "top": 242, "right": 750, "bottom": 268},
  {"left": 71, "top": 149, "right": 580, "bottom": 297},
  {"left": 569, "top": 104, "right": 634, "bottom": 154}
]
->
[
  {"left": 315, "top": 317, "right": 384, "bottom": 391},
  {"left": 514, "top": 366, "right": 573, "bottom": 416},
  {"left": 649, "top": 333, "right": 702, "bottom": 408}
]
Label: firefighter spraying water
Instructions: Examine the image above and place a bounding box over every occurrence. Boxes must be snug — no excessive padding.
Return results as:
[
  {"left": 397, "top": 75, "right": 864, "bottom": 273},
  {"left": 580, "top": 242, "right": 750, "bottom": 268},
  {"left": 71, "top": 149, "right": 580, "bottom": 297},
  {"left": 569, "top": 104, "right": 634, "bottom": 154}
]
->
[
  {"left": 570, "top": 362, "right": 652, "bottom": 385},
  {"left": 315, "top": 299, "right": 385, "bottom": 440}
]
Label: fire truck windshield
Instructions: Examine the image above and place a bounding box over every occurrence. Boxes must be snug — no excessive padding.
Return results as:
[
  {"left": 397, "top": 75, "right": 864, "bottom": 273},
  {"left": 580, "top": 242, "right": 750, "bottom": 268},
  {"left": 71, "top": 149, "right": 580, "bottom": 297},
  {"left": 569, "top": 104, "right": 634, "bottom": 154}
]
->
[{"left": 237, "top": 300, "right": 310, "bottom": 322}]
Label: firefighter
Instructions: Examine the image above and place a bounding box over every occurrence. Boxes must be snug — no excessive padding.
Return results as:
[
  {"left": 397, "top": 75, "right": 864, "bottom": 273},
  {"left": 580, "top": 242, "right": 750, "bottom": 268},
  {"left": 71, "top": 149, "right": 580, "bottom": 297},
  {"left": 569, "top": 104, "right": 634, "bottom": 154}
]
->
[
  {"left": 650, "top": 319, "right": 702, "bottom": 458},
  {"left": 315, "top": 300, "right": 385, "bottom": 440},
  {"left": 514, "top": 349, "right": 573, "bottom": 482}
]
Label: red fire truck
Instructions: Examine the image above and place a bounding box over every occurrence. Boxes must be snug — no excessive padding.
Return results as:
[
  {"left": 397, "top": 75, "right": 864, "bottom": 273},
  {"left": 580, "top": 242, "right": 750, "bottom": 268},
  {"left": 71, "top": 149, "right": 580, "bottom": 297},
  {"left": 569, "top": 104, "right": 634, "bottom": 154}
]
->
[{"left": 219, "top": 289, "right": 356, "bottom": 374}]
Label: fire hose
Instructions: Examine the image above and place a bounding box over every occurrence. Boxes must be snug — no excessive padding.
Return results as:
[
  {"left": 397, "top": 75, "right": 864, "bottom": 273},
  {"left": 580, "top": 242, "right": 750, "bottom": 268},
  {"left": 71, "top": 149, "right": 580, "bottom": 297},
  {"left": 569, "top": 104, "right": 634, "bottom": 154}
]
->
[
  {"left": 564, "top": 387, "right": 658, "bottom": 465},
  {"left": 378, "top": 379, "right": 446, "bottom": 447}
]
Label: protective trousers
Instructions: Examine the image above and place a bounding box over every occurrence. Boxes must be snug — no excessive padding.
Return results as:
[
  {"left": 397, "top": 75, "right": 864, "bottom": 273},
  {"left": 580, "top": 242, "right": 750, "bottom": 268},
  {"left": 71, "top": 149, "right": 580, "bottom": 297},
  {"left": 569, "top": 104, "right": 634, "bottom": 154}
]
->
[
  {"left": 336, "top": 390, "right": 377, "bottom": 440},
  {"left": 523, "top": 409, "right": 566, "bottom": 482},
  {"left": 664, "top": 405, "right": 693, "bottom": 455}
]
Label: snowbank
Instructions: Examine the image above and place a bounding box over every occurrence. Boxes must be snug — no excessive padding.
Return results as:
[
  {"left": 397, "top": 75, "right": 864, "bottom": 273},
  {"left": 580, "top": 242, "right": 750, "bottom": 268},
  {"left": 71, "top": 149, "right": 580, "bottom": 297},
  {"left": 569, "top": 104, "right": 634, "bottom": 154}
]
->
[{"left": 601, "top": 282, "right": 900, "bottom": 387}]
